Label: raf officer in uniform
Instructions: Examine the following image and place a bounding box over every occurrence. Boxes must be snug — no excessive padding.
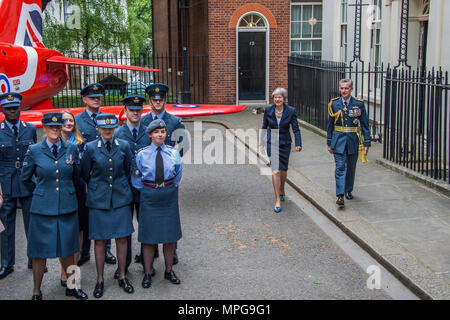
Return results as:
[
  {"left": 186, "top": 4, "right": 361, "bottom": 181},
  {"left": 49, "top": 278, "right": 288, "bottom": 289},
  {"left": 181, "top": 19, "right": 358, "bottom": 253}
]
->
[
  {"left": 141, "top": 83, "right": 186, "bottom": 265},
  {"left": 0, "top": 92, "right": 37, "bottom": 279},
  {"left": 327, "top": 79, "right": 371, "bottom": 207},
  {"left": 21, "top": 112, "right": 88, "bottom": 300},
  {"left": 81, "top": 113, "right": 135, "bottom": 298},
  {"left": 75, "top": 83, "right": 117, "bottom": 266},
  {"left": 113, "top": 95, "right": 151, "bottom": 278}
]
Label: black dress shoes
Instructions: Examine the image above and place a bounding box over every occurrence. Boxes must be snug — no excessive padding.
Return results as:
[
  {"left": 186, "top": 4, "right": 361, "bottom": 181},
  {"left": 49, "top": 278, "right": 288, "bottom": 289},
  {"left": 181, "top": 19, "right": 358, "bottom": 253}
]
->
[
  {"left": 105, "top": 251, "right": 117, "bottom": 265},
  {"left": 336, "top": 196, "right": 345, "bottom": 207},
  {"left": 93, "top": 282, "right": 104, "bottom": 298},
  {"left": 164, "top": 270, "right": 181, "bottom": 284},
  {"left": 142, "top": 274, "right": 152, "bottom": 288},
  {"left": 31, "top": 291, "right": 42, "bottom": 300},
  {"left": 77, "top": 254, "right": 90, "bottom": 266},
  {"left": 345, "top": 192, "right": 354, "bottom": 200},
  {"left": 66, "top": 288, "right": 88, "bottom": 300},
  {"left": 0, "top": 266, "right": 14, "bottom": 279},
  {"left": 118, "top": 278, "right": 134, "bottom": 293}
]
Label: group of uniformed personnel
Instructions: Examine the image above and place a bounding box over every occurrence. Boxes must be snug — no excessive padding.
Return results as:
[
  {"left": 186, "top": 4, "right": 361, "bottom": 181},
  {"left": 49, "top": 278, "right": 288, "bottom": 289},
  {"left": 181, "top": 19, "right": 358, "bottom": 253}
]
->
[{"left": 0, "top": 82, "right": 186, "bottom": 300}]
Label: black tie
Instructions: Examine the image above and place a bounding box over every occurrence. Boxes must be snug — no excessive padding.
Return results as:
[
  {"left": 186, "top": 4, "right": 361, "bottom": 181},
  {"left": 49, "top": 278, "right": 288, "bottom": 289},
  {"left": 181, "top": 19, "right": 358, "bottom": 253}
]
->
[
  {"left": 12, "top": 125, "right": 18, "bottom": 137},
  {"left": 106, "top": 141, "right": 111, "bottom": 152},
  {"left": 92, "top": 113, "right": 97, "bottom": 126},
  {"left": 155, "top": 146, "right": 164, "bottom": 185},
  {"left": 133, "top": 128, "right": 137, "bottom": 140},
  {"left": 52, "top": 144, "right": 58, "bottom": 157}
]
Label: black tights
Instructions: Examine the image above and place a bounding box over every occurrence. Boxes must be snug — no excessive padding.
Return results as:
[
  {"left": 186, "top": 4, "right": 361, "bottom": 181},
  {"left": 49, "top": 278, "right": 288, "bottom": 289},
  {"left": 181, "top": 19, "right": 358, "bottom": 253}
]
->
[{"left": 142, "top": 243, "right": 175, "bottom": 275}]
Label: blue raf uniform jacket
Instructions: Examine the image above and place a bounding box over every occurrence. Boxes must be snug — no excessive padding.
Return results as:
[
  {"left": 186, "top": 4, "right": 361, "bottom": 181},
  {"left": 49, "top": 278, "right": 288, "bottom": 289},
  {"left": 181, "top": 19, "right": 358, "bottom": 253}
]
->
[
  {"left": 261, "top": 104, "right": 302, "bottom": 147},
  {"left": 0, "top": 120, "right": 36, "bottom": 198},
  {"left": 114, "top": 124, "right": 151, "bottom": 202},
  {"left": 141, "top": 111, "right": 186, "bottom": 155},
  {"left": 327, "top": 96, "right": 371, "bottom": 155},
  {"left": 75, "top": 110, "right": 102, "bottom": 143},
  {"left": 21, "top": 139, "right": 79, "bottom": 215},
  {"left": 81, "top": 137, "right": 134, "bottom": 210}
]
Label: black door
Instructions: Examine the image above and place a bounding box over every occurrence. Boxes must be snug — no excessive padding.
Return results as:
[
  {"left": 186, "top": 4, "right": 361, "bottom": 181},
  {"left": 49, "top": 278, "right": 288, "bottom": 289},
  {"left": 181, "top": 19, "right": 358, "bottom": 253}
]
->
[{"left": 238, "top": 32, "right": 266, "bottom": 100}]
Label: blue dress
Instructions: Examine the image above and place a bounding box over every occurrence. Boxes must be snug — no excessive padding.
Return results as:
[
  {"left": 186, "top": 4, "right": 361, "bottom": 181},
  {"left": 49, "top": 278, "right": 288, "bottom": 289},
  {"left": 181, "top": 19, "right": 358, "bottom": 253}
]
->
[
  {"left": 132, "top": 143, "right": 182, "bottom": 244},
  {"left": 81, "top": 137, "right": 134, "bottom": 240},
  {"left": 21, "top": 139, "right": 80, "bottom": 258}
]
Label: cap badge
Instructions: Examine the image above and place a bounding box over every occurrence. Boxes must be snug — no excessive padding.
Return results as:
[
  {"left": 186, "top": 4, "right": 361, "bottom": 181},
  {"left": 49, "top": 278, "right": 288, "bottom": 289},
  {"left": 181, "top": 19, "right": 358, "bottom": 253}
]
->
[
  {"left": 7, "top": 95, "right": 13, "bottom": 101},
  {"left": 52, "top": 117, "right": 58, "bottom": 122},
  {"left": 105, "top": 118, "right": 111, "bottom": 125},
  {"left": 134, "top": 97, "right": 140, "bottom": 103},
  {"left": 155, "top": 87, "right": 160, "bottom": 93},
  {"left": 93, "top": 85, "right": 98, "bottom": 91}
]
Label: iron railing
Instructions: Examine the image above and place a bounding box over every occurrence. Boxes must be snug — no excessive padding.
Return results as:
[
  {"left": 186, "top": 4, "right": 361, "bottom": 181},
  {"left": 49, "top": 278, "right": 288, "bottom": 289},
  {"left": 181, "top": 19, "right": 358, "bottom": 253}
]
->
[
  {"left": 51, "top": 52, "right": 208, "bottom": 108},
  {"left": 384, "top": 67, "right": 449, "bottom": 183}
]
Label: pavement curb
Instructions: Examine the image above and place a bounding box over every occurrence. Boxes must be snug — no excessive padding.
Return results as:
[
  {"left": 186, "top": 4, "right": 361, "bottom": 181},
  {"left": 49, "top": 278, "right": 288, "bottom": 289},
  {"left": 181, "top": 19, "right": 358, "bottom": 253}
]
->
[{"left": 187, "top": 117, "right": 449, "bottom": 300}]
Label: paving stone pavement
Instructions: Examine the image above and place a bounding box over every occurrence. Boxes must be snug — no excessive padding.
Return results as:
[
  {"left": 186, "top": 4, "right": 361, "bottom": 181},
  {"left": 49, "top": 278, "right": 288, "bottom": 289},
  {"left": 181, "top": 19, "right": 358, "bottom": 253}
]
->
[{"left": 188, "top": 106, "right": 450, "bottom": 300}]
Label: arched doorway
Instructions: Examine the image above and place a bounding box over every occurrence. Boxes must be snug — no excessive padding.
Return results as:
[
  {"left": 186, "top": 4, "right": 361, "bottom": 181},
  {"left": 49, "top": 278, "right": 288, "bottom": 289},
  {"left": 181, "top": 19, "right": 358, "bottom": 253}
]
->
[{"left": 237, "top": 12, "right": 268, "bottom": 102}]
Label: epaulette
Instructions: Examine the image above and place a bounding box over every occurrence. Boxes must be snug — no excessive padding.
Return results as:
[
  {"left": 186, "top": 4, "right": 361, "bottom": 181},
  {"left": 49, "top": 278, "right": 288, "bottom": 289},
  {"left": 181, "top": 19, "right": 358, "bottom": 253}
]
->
[
  {"left": 114, "top": 138, "right": 120, "bottom": 146},
  {"left": 355, "top": 97, "right": 364, "bottom": 101},
  {"left": 137, "top": 145, "right": 151, "bottom": 154},
  {"left": 330, "top": 97, "right": 340, "bottom": 101}
]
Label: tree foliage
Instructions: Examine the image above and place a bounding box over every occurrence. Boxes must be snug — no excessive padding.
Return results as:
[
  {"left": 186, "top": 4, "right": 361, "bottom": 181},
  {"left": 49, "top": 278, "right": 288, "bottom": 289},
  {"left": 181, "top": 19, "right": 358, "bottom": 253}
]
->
[{"left": 42, "top": 0, "right": 151, "bottom": 58}]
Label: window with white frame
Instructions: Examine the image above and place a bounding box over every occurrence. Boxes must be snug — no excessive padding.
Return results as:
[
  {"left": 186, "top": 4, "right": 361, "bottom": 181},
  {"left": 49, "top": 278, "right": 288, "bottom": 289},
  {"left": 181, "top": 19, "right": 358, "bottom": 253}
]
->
[
  {"left": 370, "top": 0, "right": 382, "bottom": 66},
  {"left": 340, "top": 0, "right": 348, "bottom": 62},
  {"left": 291, "top": 4, "right": 322, "bottom": 57}
]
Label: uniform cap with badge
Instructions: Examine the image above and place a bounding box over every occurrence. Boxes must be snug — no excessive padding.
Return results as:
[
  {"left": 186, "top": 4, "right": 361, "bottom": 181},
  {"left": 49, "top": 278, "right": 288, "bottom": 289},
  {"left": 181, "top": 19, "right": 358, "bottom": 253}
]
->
[
  {"left": 80, "top": 83, "right": 105, "bottom": 98},
  {"left": 0, "top": 92, "right": 22, "bottom": 108},
  {"left": 145, "top": 83, "right": 168, "bottom": 100},
  {"left": 146, "top": 119, "right": 166, "bottom": 134},
  {"left": 96, "top": 113, "right": 119, "bottom": 129},
  {"left": 122, "top": 95, "right": 146, "bottom": 110},
  {"left": 41, "top": 112, "right": 65, "bottom": 126}
]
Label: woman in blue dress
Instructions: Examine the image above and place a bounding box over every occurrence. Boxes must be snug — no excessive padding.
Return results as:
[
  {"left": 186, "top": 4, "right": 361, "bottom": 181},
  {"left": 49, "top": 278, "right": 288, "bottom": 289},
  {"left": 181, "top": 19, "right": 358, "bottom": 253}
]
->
[
  {"left": 80, "top": 113, "right": 135, "bottom": 298},
  {"left": 21, "top": 112, "right": 88, "bottom": 300},
  {"left": 260, "top": 88, "right": 302, "bottom": 213},
  {"left": 132, "top": 119, "right": 182, "bottom": 289}
]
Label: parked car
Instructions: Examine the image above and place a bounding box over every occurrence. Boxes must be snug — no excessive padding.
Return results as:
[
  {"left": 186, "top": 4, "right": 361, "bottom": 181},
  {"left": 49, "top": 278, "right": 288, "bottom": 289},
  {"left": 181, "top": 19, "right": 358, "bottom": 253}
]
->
[{"left": 125, "top": 81, "right": 151, "bottom": 96}]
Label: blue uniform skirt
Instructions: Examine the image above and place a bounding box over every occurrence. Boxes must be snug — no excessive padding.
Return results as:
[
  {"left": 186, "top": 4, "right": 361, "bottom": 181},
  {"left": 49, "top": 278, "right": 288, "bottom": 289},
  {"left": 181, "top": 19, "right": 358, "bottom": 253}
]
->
[
  {"left": 88, "top": 205, "right": 134, "bottom": 240},
  {"left": 268, "top": 143, "right": 291, "bottom": 171},
  {"left": 138, "top": 185, "right": 182, "bottom": 244},
  {"left": 28, "top": 211, "right": 79, "bottom": 259}
]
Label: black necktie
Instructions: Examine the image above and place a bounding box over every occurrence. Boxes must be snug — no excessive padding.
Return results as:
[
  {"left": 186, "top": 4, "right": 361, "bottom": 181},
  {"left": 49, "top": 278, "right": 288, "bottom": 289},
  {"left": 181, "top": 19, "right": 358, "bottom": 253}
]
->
[
  {"left": 12, "top": 125, "right": 18, "bottom": 137},
  {"left": 52, "top": 144, "right": 58, "bottom": 157},
  {"left": 92, "top": 113, "right": 97, "bottom": 126},
  {"left": 133, "top": 128, "right": 137, "bottom": 140},
  {"left": 155, "top": 146, "right": 164, "bottom": 184},
  {"left": 106, "top": 141, "right": 111, "bottom": 152}
]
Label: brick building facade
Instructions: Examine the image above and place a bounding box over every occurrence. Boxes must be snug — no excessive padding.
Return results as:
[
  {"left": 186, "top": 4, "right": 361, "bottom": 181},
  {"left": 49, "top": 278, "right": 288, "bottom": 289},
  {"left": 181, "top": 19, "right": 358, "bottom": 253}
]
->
[{"left": 153, "top": 0, "right": 319, "bottom": 105}]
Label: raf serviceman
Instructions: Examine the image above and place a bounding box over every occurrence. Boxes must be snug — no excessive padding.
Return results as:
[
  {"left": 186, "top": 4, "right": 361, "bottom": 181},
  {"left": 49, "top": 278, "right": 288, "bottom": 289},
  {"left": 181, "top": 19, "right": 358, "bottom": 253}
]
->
[
  {"left": 0, "top": 92, "right": 37, "bottom": 279},
  {"left": 113, "top": 95, "right": 151, "bottom": 278},
  {"left": 141, "top": 83, "right": 186, "bottom": 264},
  {"left": 327, "top": 79, "right": 371, "bottom": 207},
  {"left": 75, "top": 83, "right": 117, "bottom": 266}
]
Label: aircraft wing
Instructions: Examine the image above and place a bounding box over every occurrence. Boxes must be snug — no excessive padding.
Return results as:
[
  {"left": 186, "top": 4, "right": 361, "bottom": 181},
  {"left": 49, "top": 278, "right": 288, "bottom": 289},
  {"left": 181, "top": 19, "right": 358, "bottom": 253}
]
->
[
  {"left": 47, "top": 56, "right": 159, "bottom": 72},
  {"left": 2, "top": 104, "right": 247, "bottom": 128}
]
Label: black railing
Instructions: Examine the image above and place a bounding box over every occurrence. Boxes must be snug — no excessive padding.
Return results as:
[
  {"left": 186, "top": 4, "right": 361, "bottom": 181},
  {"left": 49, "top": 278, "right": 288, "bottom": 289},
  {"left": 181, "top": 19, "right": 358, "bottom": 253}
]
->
[
  {"left": 51, "top": 52, "right": 208, "bottom": 108},
  {"left": 288, "top": 56, "right": 346, "bottom": 130},
  {"left": 384, "top": 66, "right": 449, "bottom": 183}
]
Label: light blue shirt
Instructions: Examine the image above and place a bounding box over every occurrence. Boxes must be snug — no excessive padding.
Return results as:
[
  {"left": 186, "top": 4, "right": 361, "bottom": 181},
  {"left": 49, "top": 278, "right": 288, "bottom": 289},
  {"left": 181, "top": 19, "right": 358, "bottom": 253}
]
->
[
  {"left": 4, "top": 120, "right": 20, "bottom": 135},
  {"left": 85, "top": 108, "right": 101, "bottom": 120},
  {"left": 149, "top": 111, "right": 165, "bottom": 121},
  {"left": 126, "top": 122, "right": 140, "bottom": 135},
  {"left": 131, "top": 143, "right": 182, "bottom": 189},
  {"left": 342, "top": 97, "right": 351, "bottom": 106},
  {"left": 101, "top": 137, "right": 113, "bottom": 146},
  {"left": 46, "top": 138, "right": 62, "bottom": 152}
]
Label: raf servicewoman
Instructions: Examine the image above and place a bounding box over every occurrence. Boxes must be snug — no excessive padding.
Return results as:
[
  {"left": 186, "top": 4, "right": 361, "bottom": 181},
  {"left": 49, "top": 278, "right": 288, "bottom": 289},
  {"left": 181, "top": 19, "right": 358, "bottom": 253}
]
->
[
  {"left": 21, "top": 112, "right": 88, "bottom": 300},
  {"left": 260, "top": 88, "right": 302, "bottom": 213},
  {"left": 132, "top": 119, "right": 182, "bottom": 288},
  {"left": 113, "top": 95, "right": 151, "bottom": 278},
  {"left": 0, "top": 92, "right": 36, "bottom": 280},
  {"left": 75, "top": 83, "right": 117, "bottom": 266},
  {"left": 141, "top": 83, "right": 186, "bottom": 264},
  {"left": 327, "top": 79, "right": 370, "bottom": 207},
  {"left": 80, "top": 113, "right": 135, "bottom": 298}
]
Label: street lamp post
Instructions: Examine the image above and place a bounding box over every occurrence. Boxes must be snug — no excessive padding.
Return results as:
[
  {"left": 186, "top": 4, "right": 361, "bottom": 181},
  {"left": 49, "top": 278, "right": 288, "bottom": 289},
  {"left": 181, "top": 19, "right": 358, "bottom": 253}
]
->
[{"left": 180, "top": 0, "right": 191, "bottom": 104}]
